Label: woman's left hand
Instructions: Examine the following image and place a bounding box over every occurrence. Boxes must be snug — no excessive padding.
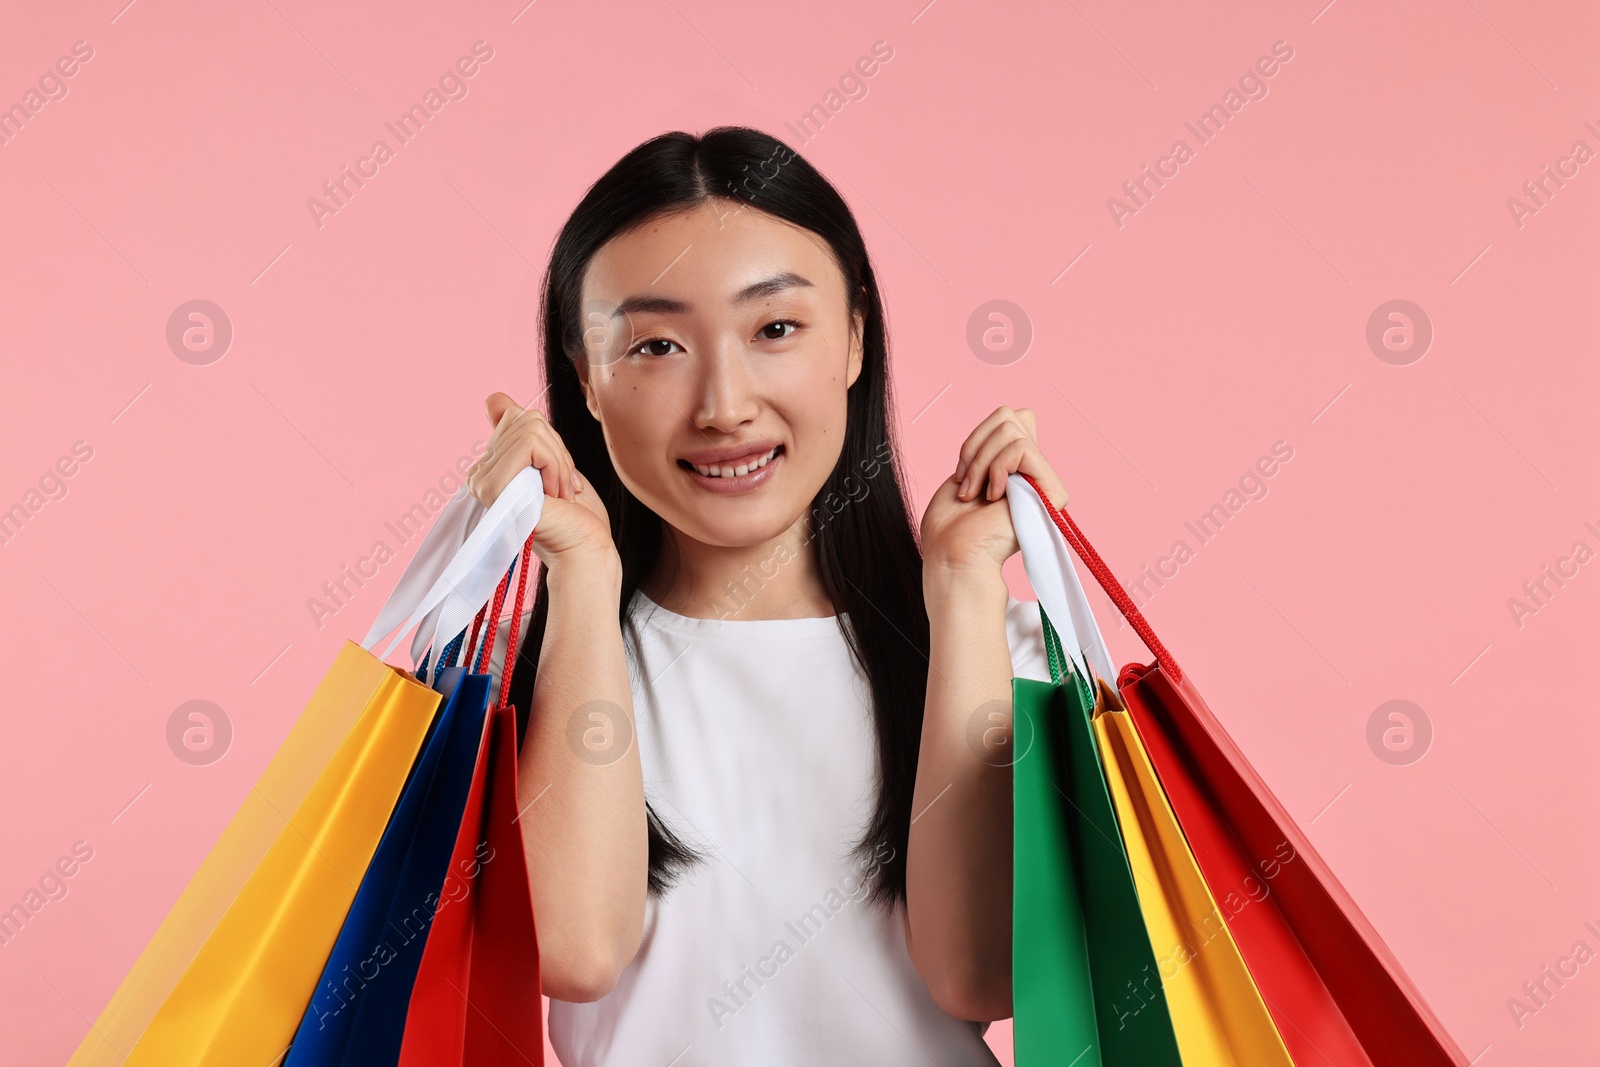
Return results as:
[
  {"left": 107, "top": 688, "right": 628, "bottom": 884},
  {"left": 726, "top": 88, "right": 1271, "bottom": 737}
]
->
[{"left": 920, "top": 405, "right": 1069, "bottom": 574}]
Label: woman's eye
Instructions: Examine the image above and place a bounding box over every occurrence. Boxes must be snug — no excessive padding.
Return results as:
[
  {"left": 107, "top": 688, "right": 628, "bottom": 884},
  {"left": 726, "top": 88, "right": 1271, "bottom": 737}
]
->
[
  {"left": 759, "top": 319, "right": 802, "bottom": 341},
  {"left": 629, "top": 337, "right": 682, "bottom": 358}
]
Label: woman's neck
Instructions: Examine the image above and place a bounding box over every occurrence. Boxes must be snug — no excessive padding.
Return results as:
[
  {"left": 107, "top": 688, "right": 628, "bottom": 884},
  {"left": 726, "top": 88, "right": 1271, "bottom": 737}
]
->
[{"left": 640, "top": 517, "right": 837, "bottom": 621}]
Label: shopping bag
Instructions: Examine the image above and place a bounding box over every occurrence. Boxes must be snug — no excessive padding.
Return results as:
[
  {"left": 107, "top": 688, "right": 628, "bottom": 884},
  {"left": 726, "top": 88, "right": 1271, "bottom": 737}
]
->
[
  {"left": 66, "top": 643, "right": 441, "bottom": 1067},
  {"left": 287, "top": 475, "right": 545, "bottom": 1067},
  {"left": 1011, "top": 471, "right": 1468, "bottom": 1067},
  {"left": 1094, "top": 695, "right": 1295, "bottom": 1064},
  {"left": 1114, "top": 650, "right": 1381, "bottom": 1064},
  {"left": 283, "top": 664, "right": 492, "bottom": 1066},
  {"left": 1019, "top": 508, "right": 1293, "bottom": 1063},
  {"left": 400, "top": 697, "right": 544, "bottom": 1066},
  {"left": 1011, "top": 594, "right": 1183, "bottom": 1062},
  {"left": 399, "top": 537, "right": 544, "bottom": 1067},
  {"left": 69, "top": 467, "right": 548, "bottom": 1067}
]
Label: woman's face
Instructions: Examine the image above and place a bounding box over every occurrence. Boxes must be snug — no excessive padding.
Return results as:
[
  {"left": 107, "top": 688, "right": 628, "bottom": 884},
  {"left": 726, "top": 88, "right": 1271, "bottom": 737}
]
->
[{"left": 574, "top": 199, "right": 863, "bottom": 550}]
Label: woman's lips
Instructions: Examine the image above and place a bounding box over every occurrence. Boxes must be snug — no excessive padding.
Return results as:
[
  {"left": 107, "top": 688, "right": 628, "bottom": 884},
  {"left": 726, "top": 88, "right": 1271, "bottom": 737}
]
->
[{"left": 679, "top": 445, "right": 784, "bottom": 495}]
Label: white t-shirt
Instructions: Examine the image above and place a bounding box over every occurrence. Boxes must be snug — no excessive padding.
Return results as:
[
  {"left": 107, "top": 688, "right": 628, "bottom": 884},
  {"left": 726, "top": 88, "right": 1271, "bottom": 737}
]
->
[{"left": 487, "top": 587, "right": 1052, "bottom": 1067}]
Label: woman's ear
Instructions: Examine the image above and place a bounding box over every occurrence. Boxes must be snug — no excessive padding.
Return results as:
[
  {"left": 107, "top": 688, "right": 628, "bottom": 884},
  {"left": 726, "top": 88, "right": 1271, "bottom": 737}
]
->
[
  {"left": 574, "top": 358, "right": 603, "bottom": 422},
  {"left": 846, "top": 307, "right": 865, "bottom": 388}
]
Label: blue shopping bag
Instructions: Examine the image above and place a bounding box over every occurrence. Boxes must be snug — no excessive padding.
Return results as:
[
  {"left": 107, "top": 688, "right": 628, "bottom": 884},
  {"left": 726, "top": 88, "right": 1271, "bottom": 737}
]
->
[{"left": 284, "top": 660, "right": 492, "bottom": 1066}]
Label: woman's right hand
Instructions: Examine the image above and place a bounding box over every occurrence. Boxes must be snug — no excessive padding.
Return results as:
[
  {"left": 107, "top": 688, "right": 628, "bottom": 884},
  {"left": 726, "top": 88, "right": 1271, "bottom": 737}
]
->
[{"left": 466, "top": 391, "right": 616, "bottom": 569}]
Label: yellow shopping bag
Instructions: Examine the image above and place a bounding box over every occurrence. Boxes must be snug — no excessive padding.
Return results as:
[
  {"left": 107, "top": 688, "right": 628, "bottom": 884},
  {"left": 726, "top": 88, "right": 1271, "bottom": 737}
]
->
[
  {"left": 68, "top": 642, "right": 440, "bottom": 1067},
  {"left": 1091, "top": 678, "right": 1294, "bottom": 1067}
]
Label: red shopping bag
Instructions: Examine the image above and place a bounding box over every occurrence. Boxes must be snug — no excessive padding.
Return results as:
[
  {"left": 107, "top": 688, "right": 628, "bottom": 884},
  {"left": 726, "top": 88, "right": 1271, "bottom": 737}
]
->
[
  {"left": 399, "top": 534, "right": 543, "bottom": 1067},
  {"left": 1018, "top": 474, "right": 1468, "bottom": 1067}
]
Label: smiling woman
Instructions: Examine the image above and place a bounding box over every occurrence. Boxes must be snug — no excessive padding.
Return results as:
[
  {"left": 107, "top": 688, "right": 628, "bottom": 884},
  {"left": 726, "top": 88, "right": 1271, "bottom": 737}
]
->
[
  {"left": 458, "top": 126, "right": 1071, "bottom": 1066},
  {"left": 567, "top": 210, "right": 868, "bottom": 570}
]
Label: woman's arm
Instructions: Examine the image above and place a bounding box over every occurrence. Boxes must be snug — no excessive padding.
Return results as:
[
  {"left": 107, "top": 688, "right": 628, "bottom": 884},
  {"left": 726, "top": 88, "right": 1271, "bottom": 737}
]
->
[
  {"left": 517, "top": 548, "right": 649, "bottom": 1003},
  {"left": 905, "top": 405, "right": 1069, "bottom": 1021},
  {"left": 906, "top": 559, "right": 1016, "bottom": 1021},
  {"left": 468, "top": 392, "right": 649, "bottom": 1002}
]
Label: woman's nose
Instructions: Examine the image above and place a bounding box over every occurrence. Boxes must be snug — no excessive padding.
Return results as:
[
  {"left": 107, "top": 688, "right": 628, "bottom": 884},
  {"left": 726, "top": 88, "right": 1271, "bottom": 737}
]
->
[{"left": 692, "top": 340, "right": 761, "bottom": 431}]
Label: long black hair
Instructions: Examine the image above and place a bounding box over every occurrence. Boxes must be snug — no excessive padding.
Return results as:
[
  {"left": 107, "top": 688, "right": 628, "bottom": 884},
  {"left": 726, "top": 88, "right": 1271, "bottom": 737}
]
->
[{"left": 505, "top": 126, "right": 930, "bottom": 912}]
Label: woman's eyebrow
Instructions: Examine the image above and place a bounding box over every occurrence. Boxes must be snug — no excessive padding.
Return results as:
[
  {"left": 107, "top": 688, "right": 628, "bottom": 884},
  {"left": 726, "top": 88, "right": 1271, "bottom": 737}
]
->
[
  {"left": 732, "top": 271, "right": 814, "bottom": 305},
  {"left": 611, "top": 272, "right": 814, "bottom": 319}
]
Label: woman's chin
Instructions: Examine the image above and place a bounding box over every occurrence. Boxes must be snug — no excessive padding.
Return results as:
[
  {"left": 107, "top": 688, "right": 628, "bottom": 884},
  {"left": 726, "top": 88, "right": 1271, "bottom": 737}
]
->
[{"left": 663, "top": 501, "right": 810, "bottom": 553}]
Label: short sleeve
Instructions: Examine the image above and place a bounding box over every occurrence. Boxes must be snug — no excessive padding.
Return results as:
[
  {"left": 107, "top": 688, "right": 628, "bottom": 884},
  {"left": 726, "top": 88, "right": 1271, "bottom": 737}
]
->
[{"left": 1006, "top": 595, "right": 1053, "bottom": 683}]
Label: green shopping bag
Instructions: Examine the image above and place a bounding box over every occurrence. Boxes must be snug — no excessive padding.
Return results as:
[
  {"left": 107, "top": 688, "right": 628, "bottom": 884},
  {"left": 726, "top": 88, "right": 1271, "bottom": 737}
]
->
[{"left": 1012, "top": 609, "right": 1183, "bottom": 1066}]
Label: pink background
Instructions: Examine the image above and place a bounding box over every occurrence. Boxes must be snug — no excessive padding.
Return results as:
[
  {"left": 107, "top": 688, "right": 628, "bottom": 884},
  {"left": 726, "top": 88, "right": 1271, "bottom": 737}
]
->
[{"left": 1, "top": 0, "right": 1596, "bottom": 1063}]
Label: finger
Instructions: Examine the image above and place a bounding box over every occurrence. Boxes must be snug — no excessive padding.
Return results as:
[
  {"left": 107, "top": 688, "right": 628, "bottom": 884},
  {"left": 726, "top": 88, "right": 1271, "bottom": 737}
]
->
[
  {"left": 524, "top": 419, "right": 576, "bottom": 501},
  {"left": 957, "top": 425, "right": 1010, "bottom": 499},
  {"left": 1016, "top": 445, "right": 1068, "bottom": 509},
  {"left": 471, "top": 402, "right": 571, "bottom": 504},
  {"left": 486, "top": 414, "right": 564, "bottom": 500},
  {"left": 527, "top": 429, "right": 567, "bottom": 501},
  {"left": 486, "top": 391, "right": 524, "bottom": 431},
  {"left": 464, "top": 446, "right": 502, "bottom": 503},
  {"left": 954, "top": 406, "right": 1018, "bottom": 484},
  {"left": 496, "top": 404, "right": 546, "bottom": 456},
  {"left": 479, "top": 407, "right": 522, "bottom": 474},
  {"left": 984, "top": 438, "right": 1032, "bottom": 501},
  {"left": 528, "top": 419, "right": 576, "bottom": 501},
  {"left": 465, "top": 453, "right": 497, "bottom": 505},
  {"left": 959, "top": 422, "right": 1028, "bottom": 500},
  {"left": 472, "top": 426, "right": 561, "bottom": 504}
]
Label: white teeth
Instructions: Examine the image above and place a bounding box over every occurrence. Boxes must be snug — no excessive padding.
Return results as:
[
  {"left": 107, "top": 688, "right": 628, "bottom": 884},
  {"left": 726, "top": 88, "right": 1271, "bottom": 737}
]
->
[{"left": 692, "top": 447, "right": 778, "bottom": 478}]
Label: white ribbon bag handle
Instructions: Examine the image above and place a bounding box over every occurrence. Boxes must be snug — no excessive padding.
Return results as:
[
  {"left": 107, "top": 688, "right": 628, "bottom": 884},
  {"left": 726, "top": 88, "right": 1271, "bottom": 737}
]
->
[
  {"left": 1006, "top": 472, "right": 1116, "bottom": 686},
  {"left": 362, "top": 466, "right": 545, "bottom": 667}
]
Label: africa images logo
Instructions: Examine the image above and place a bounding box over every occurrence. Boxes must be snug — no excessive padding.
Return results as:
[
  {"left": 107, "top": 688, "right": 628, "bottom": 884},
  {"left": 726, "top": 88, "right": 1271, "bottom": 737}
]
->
[
  {"left": 305, "top": 41, "right": 495, "bottom": 230},
  {"left": 1106, "top": 40, "right": 1295, "bottom": 229}
]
